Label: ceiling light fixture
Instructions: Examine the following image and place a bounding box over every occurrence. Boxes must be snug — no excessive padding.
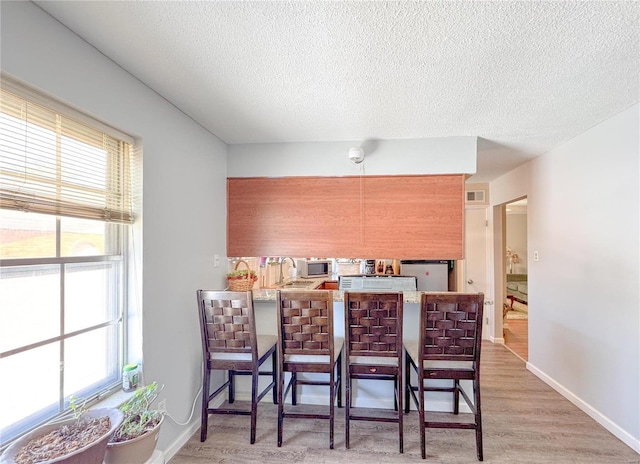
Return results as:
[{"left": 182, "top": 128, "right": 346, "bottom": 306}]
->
[{"left": 348, "top": 146, "right": 365, "bottom": 164}]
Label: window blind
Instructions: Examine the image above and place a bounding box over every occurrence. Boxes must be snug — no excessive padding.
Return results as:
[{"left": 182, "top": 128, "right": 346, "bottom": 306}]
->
[{"left": 0, "top": 86, "right": 134, "bottom": 223}]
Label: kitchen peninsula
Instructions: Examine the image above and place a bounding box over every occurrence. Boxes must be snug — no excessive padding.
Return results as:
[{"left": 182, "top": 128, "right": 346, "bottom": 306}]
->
[
  {"left": 253, "top": 287, "right": 422, "bottom": 304},
  {"left": 250, "top": 277, "right": 422, "bottom": 304}
]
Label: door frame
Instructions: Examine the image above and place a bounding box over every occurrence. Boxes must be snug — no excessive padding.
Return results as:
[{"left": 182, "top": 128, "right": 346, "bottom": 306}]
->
[
  {"left": 492, "top": 197, "right": 528, "bottom": 344},
  {"left": 491, "top": 203, "right": 506, "bottom": 343}
]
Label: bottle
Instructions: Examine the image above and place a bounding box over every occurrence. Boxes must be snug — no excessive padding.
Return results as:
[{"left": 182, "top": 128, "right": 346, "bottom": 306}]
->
[{"left": 122, "top": 363, "right": 139, "bottom": 392}]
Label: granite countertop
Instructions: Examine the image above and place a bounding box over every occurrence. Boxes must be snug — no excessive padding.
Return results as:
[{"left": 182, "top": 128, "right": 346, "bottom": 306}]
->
[{"left": 252, "top": 286, "right": 421, "bottom": 303}]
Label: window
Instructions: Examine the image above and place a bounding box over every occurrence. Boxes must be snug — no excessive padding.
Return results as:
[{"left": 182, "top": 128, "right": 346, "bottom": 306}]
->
[{"left": 0, "top": 78, "right": 136, "bottom": 445}]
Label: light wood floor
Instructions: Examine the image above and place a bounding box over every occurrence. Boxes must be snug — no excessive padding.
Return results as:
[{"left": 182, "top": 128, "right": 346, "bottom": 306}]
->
[
  {"left": 504, "top": 318, "right": 528, "bottom": 361},
  {"left": 169, "top": 342, "right": 638, "bottom": 463}
]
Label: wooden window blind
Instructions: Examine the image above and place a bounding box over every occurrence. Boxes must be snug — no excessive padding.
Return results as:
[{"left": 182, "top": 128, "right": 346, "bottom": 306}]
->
[{"left": 0, "top": 81, "right": 134, "bottom": 223}]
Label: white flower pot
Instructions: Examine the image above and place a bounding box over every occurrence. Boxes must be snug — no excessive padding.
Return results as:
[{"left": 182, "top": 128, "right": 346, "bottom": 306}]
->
[
  {"left": 0, "top": 408, "right": 124, "bottom": 464},
  {"left": 104, "top": 416, "right": 164, "bottom": 464}
]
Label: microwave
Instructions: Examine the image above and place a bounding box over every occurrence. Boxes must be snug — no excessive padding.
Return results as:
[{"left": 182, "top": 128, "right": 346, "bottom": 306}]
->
[{"left": 296, "top": 259, "right": 332, "bottom": 278}]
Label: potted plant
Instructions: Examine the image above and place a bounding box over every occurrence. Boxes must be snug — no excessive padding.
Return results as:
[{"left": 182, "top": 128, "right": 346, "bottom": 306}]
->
[
  {"left": 0, "top": 407, "right": 123, "bottom": 464},
  {"left": 226, "top": 259, "right": 258, "bottom": 291},
  {"left": 104, "top": 382, "right": 165, "bottom": 464}
]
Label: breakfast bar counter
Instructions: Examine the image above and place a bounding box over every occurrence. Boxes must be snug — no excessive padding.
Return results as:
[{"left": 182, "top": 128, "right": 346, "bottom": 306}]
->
[{"left": 251, "top": 288, "right": 422, "bottom": 304}]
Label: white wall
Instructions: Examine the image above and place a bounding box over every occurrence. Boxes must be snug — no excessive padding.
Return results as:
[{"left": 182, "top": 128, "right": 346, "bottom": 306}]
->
[
  {"left": 1, "top": 1, "right": 228, "bottom": 454},
  {"left": 491, "top": 104, "right": 640, "bottom": 452},
  {"left": 228, "top": 137, "right": 477, "bottom": 177}
]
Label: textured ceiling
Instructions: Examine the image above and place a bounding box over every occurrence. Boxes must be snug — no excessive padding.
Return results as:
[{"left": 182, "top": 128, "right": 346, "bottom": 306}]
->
[{"left": 34, "top": 1, "right": 639, "bottom": 182}]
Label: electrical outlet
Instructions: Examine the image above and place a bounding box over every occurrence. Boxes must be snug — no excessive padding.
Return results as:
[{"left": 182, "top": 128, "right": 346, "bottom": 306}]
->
[
  {"left": 158, "top": 399, "right": 167, "bottom": 413},
  {"left": 533, "top": 251, "right": 539, "bottom": 262},
  {"left": 214, "top": 254, "right": 221, "bottom": 268}
]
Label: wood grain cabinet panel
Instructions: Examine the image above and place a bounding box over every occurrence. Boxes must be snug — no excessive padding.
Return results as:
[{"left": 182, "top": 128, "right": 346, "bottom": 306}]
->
[
  {"left": 227, "top": 175, "right": 464, "bottom": 259},
  {"left": 228, "top": 177, "right": 360, "bottom": 257},
  {"left": 362, "top": 175, "right": 464, "bottom": 259}
]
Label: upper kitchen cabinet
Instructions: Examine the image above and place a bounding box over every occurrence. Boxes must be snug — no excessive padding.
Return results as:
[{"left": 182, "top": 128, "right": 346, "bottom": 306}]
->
[
  {"left": 361, "top": 175, "right": 463, "bottom": 259},
  {"left": 227, "top": 174, "right": 464, "bottom": 259},
  {"left": 227, "top": 176, "right": 360, "bottom": 257}
]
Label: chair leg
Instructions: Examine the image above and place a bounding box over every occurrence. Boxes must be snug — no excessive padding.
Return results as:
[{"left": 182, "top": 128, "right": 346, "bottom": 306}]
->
[
  {"left": 271, "top": 351, "right": 278, "bottom": 404},
  {"left": 229, "top": 370, "right": 235, "bottom": 403},
  {"left": 453, "top": 379, "right": 460, "bottom": 414},
  {"left": 474, "top": 377, "right": 483, "bottom": 461},
  {"left": 291, "top": 372, "right": 297, "bottom": 405},
  {"left": 335, "top": 351, "right": 342, "bottom": 408},
  {"left": 393, "top": 374, "right": 398, "bottom": 411},
  {"left": 404, "top": 351, "right": 411, "bottom": 413},
  {"left": 329, "top": 370, "right": 335, "bottom": 450},
  {"left": 200, "top": 367, "right": 210, "bottom": 442},
  {"left": 419, "top": 374, "right": 426, "bottom": 459},
  {"left": 345, "top": 376, "right": 351, "bottom": 449},
  {"left": 250, "top": 368, "right": 259, "bottom": 444},
  {"left": 277, "top": 370, "right": 285, "bottom": 447},
  {"left": 398, "top": 368, "right": 404, "bottom": 454}
]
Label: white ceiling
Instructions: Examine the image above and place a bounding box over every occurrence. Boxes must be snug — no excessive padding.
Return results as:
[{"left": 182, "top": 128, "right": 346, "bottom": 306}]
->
[{"left": 34, "top": 1, "right": 639, "bottom": 183}]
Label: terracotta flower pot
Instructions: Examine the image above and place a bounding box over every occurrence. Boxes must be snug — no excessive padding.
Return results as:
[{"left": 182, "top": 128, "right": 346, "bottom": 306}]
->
[
  {"left": 0, "top": 408, "right": 124, "bottom": 464},
  {"left": 104, "top": 415, "right": 164, "bottom": 464}
]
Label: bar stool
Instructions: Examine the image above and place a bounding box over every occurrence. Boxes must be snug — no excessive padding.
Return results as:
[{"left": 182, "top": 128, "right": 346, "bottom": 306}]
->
[
  {"left": 196, "top": 289, "right": 277, "bottom": 444},
  {"left": 344, "top": 291, "right": 405, "bottom": 452},
  {"left": 405, "top": 292, "right": 485, "bottom": 460},
  {"left": 276, "top": 290, "right": 343, "bottom": 449}
]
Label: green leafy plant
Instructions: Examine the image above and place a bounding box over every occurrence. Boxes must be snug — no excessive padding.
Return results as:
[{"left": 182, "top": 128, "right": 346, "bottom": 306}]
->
[
  {"left": 69, "top": 395, "right": 89, "bottom": 419},
  {"left": 110, "top": 382, "right": 164, "bottom": 443},
  {"left": 226, "top": 269, "right": 258, "bottom": 281}
]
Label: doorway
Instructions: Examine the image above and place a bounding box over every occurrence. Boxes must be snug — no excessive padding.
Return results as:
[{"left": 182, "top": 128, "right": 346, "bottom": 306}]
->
[{"left": 503, "top": 199, "right": 528, "bottom": 360}]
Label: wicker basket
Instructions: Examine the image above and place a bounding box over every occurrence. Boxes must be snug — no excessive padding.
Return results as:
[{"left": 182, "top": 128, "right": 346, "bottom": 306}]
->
[{"left": 227, "top": 259, "right": 256, "bottom": 291}]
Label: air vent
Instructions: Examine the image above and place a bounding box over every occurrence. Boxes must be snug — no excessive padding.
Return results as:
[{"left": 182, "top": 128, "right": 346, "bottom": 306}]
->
[
  {"left": 466, "top": 190, "right": 486, "bottom": 204},
  {"left": 338, "top": 276, "right": 417, "bottom": 291}
]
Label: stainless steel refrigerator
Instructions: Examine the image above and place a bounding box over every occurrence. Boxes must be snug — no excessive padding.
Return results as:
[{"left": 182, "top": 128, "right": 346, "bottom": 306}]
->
[{"left": 399, "top": 260, "right": 449, "bottom": 291}]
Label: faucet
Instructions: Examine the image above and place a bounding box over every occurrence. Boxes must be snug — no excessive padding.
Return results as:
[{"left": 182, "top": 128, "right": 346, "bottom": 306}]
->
[{"left": 279, "top": 257, "right": 296, "bottom": 284}]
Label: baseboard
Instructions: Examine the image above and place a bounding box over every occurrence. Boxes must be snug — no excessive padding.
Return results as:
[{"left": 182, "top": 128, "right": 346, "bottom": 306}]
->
[
  {"left": 490, "top": 334, "right": 505, "bottom": 344},
  {"left": 527, "top": 362, "right": 640, "bottom": 454},
  {"left": 144, "top": 450, "right": 165, "bottom": 464},
  {"left": 502, "top": 343, "right": 526, "bottom": 363}
]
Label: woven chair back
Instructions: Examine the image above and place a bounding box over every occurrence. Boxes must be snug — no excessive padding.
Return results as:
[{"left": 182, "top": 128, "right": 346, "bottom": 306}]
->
[
  {"left": 420, "top": 292, "right": 484, "bottom": 362},
  {"left": 197, "top": 290, "right": 258, "bottom": 360},
  {"left": 344, "top": 291, "right": 403, "bottom": 358},
  {"left": 277, "top": 290, "right": 335, "bottom": 358}
]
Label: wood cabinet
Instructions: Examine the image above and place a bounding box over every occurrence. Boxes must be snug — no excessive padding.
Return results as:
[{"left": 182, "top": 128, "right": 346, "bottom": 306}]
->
[
  {"left": 227, "top": 174, "right": 464, "bottom": 259},
  {"left": 315, "top": 280, "right": 339, "bottom": 290},
  {"left": 227, "top": 176, "right": 359, "bottom": 257}
]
